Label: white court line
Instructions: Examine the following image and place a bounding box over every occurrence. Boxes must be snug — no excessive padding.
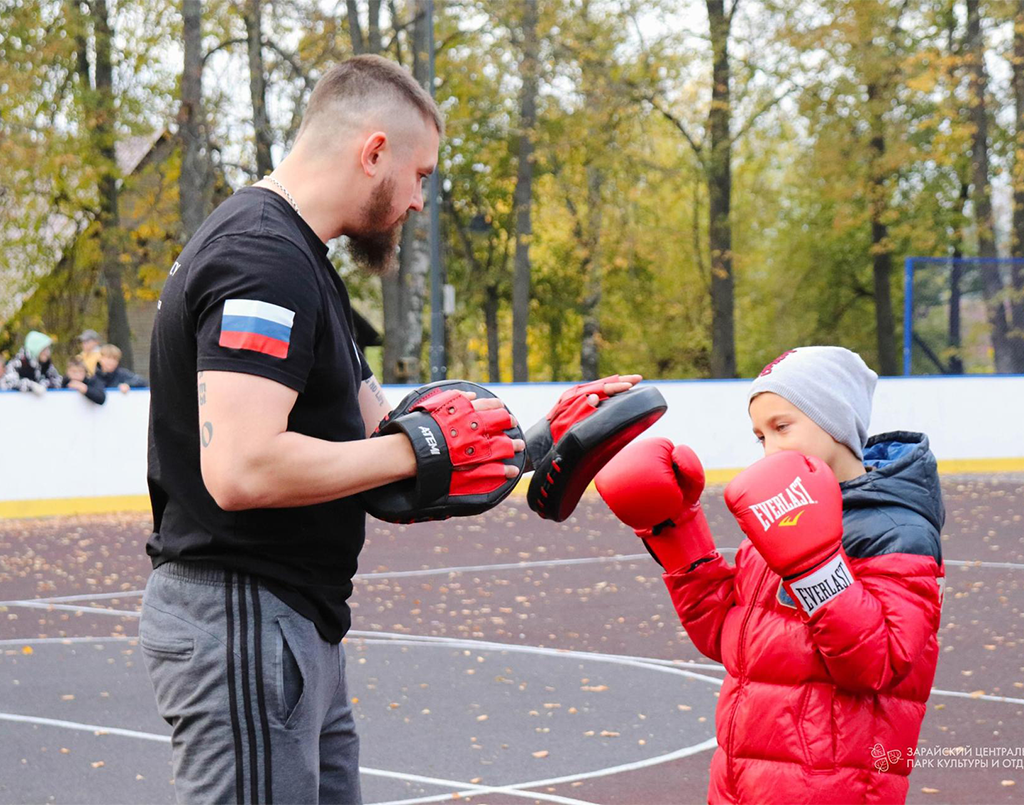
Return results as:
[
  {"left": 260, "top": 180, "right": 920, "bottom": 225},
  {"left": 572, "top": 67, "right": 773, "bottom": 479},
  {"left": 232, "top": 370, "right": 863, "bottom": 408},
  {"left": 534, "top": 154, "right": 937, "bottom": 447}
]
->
[
  {"left": 2, "top": 600, "right": 140, "bottom": 617},
  {"left": 2, "top": 550, "right": 1020, "bottom": 612},
  {"left": 0, "top": 635, "right": 135, "bottom": 646},
  {"left": 360, "top": 767, "right": 597, "bottom": 805},
  {"left": 0, "top": 712, "right": 171, "bottom": 743},
  {"left": 0, "top": 554, "right": 653, "bottom": 611},
  {"left": 350, "top": 631, "right": 1024, "bottom": 708},
  {"left": 945, "top": 559, "right": 1024, "bottom": 570},
  {"left": 931, "top": 688, "right": 1024, "bottom": 706},
  {"left": 367, "top": 738, "right": 720, "bottom": 805},
  {"left": 3, "top": 631, "right": 1020, "bottom": 805},
  {"left": 350, "top": 630, "right": 729, "bottom": 680},
  {"left": 1, "top": 590, "right": 145, "bottom": 604},
  {"left": 6, "top": 631, "right": 1018, "bottom": 709},
  {"left": 353, "top": 629, "right": 729, "bottom": 672},
  {"left": 0, "top": 710, "right": 647, "bottom": 805},
  {"left": 356, "top": 553, "right": 652, "bottom": 580}
]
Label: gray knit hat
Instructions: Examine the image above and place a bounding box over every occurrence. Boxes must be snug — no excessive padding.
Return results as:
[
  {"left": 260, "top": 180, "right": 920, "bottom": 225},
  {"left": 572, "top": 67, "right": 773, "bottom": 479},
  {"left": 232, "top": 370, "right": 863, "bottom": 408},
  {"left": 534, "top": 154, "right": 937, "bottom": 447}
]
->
[{"left": 748, "top": 346, "right": 878, "bottom": 460}]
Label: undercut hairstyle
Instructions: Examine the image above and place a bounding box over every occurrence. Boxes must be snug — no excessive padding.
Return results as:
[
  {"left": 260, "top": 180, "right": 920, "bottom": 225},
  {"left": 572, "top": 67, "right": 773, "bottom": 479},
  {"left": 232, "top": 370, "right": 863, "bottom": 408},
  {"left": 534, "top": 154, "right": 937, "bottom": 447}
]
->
[{"left": 298, "top": 55, "right": 444, "bottom": 140}]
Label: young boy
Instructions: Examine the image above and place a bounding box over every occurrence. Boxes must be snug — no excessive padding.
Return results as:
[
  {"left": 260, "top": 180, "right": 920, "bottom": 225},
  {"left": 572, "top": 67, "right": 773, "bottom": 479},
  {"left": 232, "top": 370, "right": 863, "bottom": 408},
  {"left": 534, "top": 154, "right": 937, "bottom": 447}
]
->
[
  {"left": 596, "top": 346, "right": 945, "bottom": 805},
  {"left": 62, "top": 356, "right": 106, "bottom": 405},
  {"left": 94, "top": 344, "right": 147, "bottom": 393}
]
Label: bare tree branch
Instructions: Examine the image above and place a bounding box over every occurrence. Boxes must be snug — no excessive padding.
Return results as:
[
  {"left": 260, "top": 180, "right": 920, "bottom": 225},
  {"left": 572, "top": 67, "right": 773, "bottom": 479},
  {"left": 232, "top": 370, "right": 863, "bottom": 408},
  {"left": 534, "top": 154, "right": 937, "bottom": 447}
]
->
[
  {"left": 726, "top": 0, "right": 741, "bottom": 28},
  {"left": 203, "top": 38, "right": 247, "bottom": 66},
  {"left": 730, "top": 83, "right": 796, "bottom": 145},
  {"left": 645, "top": 93, "right": 705, "bottom": 161},
  {"left": 263, "top": 38, "right": 315, "bottom": 91}
]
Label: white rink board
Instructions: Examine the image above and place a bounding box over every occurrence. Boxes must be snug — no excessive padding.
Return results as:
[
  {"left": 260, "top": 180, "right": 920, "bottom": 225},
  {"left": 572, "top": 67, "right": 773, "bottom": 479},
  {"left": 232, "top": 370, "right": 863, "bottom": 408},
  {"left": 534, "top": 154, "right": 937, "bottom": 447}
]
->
[{"left": 0, "top": 375, "right": 1022, "bottom": 503}]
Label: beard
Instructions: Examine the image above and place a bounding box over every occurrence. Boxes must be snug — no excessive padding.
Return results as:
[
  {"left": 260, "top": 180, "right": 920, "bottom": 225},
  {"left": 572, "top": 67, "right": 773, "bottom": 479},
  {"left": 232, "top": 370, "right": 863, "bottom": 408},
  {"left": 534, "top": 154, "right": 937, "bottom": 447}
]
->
[{"left": 346, "top": 177, "right": 405, "bottom": 276}]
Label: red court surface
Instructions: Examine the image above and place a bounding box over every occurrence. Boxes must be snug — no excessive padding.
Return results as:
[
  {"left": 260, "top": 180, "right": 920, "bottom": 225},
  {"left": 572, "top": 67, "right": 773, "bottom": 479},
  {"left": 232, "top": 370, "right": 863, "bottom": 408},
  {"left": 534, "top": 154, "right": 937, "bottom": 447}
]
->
[{"left": 0, "top": 476, "right": 1021, "bottom": 804}]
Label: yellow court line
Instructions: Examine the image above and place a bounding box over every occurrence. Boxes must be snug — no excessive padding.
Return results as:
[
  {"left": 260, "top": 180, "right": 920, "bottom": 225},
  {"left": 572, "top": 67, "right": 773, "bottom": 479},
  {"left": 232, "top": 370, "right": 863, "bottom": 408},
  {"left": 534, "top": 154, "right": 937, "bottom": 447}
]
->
[
  {"left": 0, "top": 495, "right": 151, "bottom": 520},
  {"left": 934, "top": 457, "right": 1024, "bottom": 475},
  {"left": 2, "top": 457, "right": 1023, "bottom": 519}
]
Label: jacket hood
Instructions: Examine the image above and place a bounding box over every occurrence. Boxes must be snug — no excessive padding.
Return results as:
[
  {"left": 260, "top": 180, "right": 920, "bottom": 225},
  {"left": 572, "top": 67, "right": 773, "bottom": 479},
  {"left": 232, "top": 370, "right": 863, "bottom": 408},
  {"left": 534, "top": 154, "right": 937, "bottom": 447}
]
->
[
  {"left": 24, "top": 331, "right": 53, "bottom": 362},
  {"left": 840, "top": 431, "right": 944, "bottom": 533}
]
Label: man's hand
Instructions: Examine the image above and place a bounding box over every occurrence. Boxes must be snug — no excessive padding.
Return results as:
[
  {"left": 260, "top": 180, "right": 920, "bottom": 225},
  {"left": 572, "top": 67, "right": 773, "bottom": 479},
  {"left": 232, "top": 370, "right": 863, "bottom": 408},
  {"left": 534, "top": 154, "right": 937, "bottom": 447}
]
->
[
  {"left": 459, "top": 391, "right": 526, "bottom": 480},
  {"left": 524, "top": 374, "right": 665, "bottom": 522},
  {"left": 531, "top": 375, "right": 643, "bottom": 453},
  {"left": 362, "top": 380, "right": 527, "bottom": 523},
  {"left": 577, "top": 375, "right": 643, "bottom": 407}
]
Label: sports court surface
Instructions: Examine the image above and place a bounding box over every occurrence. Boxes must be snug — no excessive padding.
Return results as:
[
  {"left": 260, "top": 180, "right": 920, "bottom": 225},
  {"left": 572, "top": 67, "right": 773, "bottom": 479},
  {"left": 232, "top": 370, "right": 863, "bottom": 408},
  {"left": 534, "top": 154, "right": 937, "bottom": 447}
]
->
[{"left": 1, "top": 477, "right": 1021, "bottom": 805}]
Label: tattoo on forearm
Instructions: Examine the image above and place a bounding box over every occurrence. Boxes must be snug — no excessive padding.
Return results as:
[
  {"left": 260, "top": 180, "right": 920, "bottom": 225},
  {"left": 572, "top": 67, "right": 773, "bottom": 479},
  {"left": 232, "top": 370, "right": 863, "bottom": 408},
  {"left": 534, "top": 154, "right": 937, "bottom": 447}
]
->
[
  {"left": 198, "top": 382, "right": 206, "bottom": 406},
  {"left": 368, "top": 377, "right": 386, "bottom": 408},
  {"left": 201, "top": 421, "right": 213, "bottom": 447}
]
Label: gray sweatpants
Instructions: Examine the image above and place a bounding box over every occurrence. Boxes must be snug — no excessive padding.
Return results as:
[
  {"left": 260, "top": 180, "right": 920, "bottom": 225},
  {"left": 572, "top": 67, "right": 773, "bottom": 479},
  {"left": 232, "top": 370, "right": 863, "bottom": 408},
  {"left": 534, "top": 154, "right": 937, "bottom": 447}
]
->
[{"left": 140, "top": 561, "right": 361, "bottom": 805}]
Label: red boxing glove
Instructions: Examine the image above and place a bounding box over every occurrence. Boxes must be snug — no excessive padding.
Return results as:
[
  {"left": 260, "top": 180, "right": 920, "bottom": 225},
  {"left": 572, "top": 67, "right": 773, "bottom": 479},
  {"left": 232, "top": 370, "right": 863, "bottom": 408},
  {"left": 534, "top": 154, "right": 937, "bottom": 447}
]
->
[
  {"left": 724, "top": 451, "right": 850, "bottom": 617},
  {"left": 595, "top": 437, "right": 716, "bottom": 573}
]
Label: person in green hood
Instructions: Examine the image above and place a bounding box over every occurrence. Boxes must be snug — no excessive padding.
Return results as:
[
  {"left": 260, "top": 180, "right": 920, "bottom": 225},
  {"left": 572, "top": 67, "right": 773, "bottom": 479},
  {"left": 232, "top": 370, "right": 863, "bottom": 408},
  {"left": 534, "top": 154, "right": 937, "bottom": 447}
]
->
[{"left": 1, "top": 331, "right": 63, "bottom": 395}]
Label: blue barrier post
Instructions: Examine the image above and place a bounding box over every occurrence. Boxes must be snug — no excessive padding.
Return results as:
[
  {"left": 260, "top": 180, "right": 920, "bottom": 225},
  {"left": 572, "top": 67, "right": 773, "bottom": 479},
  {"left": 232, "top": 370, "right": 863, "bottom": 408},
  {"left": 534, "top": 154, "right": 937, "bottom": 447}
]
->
[{"left": 903, "top": 257, "right": 914, "bottom": 376}]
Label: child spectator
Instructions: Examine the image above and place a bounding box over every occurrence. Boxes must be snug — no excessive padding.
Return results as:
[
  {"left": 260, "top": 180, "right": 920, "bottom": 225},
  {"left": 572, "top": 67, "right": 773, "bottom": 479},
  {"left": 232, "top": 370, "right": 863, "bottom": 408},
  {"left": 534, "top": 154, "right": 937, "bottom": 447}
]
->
[
  {"left": 1, "top": 331, "right": 62, "bottom": 395},
  {"left": 95, "top": 344, "right": 147, "bottom": 393},
  {"left": 75, "top": 329, "right": 103, "bottom": 375},
  {"left": 596, "top": 346, "right": 944, "bottom": 805},
  {"left": 63, "top": 356, "right": 106, "bottom": 405}
]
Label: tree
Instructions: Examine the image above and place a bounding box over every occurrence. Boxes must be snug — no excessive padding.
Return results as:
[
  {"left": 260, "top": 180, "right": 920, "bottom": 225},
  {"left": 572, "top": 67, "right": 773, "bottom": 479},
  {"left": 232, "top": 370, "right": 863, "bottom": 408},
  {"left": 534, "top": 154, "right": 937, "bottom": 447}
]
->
[
  {"left": 179, "top": 0, "right": 210, "bottom": 242},
  {"left": 511, "top": 0, "right": 539, "bottom": 381},
  {"left": 966, "top": 0, "right": 1016, "bottom": 373},
  {"left": 77, "top": 0, "right": 134, "bottom": 367},
  {"left": 782, "top": 0, "right": 942, "bottom": 375},
  {"left": 391, "top": 0, "right": 431, "bottom": 383},
  {"left": 1007, "top": 0, "right": 1024, "bottom": 361},
  {"left": 639, "top": 0, "right": 788, "bottom": 377},
  {"left": 244, "top": 0, "right": 274, "bottom": 178},
  {"left": 705, "top": 0, "right": 737, "bottom": 378}
]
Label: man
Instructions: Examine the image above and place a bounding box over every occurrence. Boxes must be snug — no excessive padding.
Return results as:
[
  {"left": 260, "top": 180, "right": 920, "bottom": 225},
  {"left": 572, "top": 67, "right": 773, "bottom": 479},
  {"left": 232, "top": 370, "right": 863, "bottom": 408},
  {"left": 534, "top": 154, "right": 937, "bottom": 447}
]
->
[
  {"left": 143, "top": 55, "right": 637, "bottom": 805},
  {"left": 75, "top": 329, "right": 102, "bottom": 375}
]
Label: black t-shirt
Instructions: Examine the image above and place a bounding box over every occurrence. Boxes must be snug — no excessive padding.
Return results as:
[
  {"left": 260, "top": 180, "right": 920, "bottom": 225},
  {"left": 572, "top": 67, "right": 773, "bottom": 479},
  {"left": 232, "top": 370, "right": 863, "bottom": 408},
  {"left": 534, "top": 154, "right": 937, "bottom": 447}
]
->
[{"left": 147, "top": 187, "right": 372, "bottom": 643}]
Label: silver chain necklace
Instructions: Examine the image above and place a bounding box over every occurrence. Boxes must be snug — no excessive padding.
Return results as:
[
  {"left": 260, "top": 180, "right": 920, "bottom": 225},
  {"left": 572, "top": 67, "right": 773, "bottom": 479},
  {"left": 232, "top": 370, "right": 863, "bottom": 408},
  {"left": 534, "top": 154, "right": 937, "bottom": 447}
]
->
[{"left": 264, "top": 175, "right": 301, "bottom": 217}]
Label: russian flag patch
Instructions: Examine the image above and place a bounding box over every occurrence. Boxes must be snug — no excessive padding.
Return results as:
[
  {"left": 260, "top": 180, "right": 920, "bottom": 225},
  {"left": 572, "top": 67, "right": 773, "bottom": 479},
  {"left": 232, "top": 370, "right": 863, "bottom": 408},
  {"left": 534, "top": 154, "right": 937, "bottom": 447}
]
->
[{"left": 219, "top": 299, "right": 295, "bottom": 359}]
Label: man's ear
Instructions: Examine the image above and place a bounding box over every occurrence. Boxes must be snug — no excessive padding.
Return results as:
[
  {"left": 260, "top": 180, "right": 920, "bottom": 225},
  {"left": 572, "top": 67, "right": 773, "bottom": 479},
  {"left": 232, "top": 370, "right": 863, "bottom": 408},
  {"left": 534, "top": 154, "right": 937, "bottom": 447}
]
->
[{"left": 360, "top": 131, "right": 388, "bottom": 177}]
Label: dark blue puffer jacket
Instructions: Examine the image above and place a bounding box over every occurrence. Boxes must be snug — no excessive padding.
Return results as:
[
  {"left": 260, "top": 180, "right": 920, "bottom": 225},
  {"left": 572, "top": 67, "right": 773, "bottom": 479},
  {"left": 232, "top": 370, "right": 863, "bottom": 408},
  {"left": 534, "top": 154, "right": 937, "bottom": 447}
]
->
[{"left": 841, "top": 431, "right": 944, "bottom": 564}]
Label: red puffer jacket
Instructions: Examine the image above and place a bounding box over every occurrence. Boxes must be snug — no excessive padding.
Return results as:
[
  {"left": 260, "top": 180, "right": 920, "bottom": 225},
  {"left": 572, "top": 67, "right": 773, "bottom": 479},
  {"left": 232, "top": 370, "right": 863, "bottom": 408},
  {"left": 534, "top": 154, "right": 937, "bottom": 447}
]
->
[{"left": 666, "top": 433, "right": 945, "bottom": 804}]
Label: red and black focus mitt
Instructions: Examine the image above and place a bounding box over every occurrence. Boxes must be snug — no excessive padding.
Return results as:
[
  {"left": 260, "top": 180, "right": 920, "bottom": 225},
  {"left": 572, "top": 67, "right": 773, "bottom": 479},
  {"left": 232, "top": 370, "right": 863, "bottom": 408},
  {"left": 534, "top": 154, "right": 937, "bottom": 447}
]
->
[
  {"left": 362, "top": 380, "right": 526, "bottom": 523},
  {"left": 525, "top": 377, "right": 667, "bottom": 522}
]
